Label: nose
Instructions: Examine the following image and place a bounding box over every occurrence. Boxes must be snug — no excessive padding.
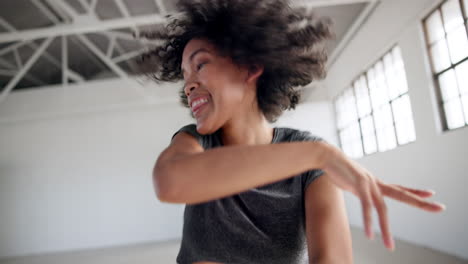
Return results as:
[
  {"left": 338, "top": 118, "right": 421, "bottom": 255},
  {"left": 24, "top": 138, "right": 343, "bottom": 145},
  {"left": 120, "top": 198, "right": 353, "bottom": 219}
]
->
[{"left": 184, "top": 81, "right": 198, "bottom": 97}]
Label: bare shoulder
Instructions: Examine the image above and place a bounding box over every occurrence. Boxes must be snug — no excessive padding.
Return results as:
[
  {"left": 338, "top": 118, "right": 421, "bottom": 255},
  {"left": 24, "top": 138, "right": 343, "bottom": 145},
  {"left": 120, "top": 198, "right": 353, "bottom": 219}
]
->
[{"left": 158, "top": 131, "right": 204, "bottom": 165}]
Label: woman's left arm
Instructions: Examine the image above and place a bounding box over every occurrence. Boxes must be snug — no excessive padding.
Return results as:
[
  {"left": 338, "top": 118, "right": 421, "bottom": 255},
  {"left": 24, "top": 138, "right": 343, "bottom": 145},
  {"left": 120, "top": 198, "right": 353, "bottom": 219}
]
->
[{"left": 305, "top": 172, "right": 353, "bottom": 264}]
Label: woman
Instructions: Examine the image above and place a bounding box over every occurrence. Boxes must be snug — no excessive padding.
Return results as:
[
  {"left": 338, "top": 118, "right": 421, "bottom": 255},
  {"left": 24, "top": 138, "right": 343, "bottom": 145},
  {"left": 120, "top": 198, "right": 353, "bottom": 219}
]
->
[{"left": 139, "top": 0, "right": 445, "bottom": 263}]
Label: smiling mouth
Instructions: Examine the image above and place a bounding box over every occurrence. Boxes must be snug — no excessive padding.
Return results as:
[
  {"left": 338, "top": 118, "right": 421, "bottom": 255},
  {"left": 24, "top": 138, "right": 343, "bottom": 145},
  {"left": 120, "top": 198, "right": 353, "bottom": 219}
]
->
[{"left": 193, "top": 101, "right": 209, "bottom": 116}]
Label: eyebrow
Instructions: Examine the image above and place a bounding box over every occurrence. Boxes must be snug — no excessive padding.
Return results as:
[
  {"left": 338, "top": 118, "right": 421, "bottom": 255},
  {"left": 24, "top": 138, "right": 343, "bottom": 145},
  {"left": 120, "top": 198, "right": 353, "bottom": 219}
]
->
[{"left": 181, "top": 48, "right": 211, "bottom": 75}]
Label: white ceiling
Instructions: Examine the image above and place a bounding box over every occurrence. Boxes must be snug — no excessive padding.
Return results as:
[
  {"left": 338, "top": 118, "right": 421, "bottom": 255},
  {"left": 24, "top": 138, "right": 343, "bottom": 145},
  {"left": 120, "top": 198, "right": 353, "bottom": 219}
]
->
[{"left": 0, "top": 0, "right": 377, "bottom": 102}]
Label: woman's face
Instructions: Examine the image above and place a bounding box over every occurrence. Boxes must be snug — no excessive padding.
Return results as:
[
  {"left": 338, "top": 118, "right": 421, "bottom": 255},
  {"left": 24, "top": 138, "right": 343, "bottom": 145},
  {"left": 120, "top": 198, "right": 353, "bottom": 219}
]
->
[{"left": 181, "top": 38, "right": 255, "bottom": 134}]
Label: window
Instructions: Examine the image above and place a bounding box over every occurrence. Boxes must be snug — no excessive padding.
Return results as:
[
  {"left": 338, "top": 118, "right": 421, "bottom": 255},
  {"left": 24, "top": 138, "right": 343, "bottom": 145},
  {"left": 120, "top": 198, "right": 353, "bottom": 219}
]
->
[
  {"left": 334, "top": 46, "right": 416, "bottom": 159},
  {"left": 423, "top": 0, "right": 468, "bottom": 130}
]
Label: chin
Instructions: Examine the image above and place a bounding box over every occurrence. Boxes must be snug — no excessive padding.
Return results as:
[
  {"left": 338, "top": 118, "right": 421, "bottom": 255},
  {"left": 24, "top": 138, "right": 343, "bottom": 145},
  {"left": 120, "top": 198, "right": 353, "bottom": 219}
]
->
[
  {"left": 195, "top": 120, "right": 221, "bottom": 135},
  {"left": 194, "top": 122, "right": 212, "bottom": 135}
]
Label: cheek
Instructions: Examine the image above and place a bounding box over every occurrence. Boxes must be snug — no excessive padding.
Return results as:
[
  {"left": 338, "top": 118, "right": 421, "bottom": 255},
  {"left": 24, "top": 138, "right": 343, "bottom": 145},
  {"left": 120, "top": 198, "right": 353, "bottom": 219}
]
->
[
  {"left": 203, "top": 64, "right": 247, "bottom": 108},
  {"left": 215, "top": 86, "right": 246, "bottom": 116}
]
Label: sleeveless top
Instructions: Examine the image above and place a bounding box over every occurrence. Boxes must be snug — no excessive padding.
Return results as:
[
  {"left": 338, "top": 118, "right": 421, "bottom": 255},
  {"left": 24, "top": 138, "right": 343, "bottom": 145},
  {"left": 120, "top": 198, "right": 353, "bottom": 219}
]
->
[{"left": 171, "top": 123, "right": 325, "bottom": 264}]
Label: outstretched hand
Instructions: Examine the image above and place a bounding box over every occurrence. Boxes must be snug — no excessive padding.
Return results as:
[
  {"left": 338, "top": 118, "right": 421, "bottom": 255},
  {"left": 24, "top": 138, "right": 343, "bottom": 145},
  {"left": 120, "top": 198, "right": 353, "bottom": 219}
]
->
[{"left": 320, "top": 142, "right": 445, "bottom": 251}]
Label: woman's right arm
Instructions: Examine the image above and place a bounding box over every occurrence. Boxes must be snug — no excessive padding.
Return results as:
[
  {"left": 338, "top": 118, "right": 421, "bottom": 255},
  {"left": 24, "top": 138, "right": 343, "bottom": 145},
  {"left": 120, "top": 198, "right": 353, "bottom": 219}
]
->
[
  {"left": 154, "top": 130, "right": 445, "bottom": 251},
  {"left": 153, "top": 131, "right": 328, "bottom": 205}
]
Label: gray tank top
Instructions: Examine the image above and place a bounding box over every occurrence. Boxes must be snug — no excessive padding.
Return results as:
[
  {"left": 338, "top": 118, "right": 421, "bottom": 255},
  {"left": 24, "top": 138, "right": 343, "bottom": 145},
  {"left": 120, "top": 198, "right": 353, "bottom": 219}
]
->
[{"left": 171, "top": 124, "right": 325, "bottom": 264}]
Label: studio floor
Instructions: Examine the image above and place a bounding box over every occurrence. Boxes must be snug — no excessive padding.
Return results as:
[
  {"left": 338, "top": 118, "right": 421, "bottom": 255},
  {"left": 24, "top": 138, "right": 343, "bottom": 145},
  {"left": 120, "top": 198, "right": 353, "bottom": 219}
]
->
[{"left": 1, "top": 227, "right": 467, "bottom": 264}]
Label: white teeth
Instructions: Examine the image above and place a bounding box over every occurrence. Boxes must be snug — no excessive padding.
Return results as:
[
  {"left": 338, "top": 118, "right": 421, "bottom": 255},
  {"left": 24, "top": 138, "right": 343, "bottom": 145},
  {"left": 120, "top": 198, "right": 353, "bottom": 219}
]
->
[{"left": 192, "top": 98, "right": 209, "bottom": 109}]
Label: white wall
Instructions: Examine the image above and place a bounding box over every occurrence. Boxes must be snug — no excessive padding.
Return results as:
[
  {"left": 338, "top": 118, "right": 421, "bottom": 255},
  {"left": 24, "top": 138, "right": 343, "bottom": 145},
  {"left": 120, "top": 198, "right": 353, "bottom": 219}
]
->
[
  {"left": 0, "top": 78, "right": 335, "bottom": 259},
  {"left": 325, "top": 0, "right": 468, "bottom": 260},
  {"left": 3, "top": 0, "right": 467, "bottom": 259},
  {"left": 0, "top": 79, "right": 186, "bottom": 258}
]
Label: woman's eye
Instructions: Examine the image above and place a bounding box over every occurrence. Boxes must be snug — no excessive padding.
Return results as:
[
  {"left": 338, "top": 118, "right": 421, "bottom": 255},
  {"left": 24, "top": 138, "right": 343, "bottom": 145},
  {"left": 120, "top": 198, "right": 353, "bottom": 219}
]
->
[{"left": 197, "top": 62, "right": 207, "bottom": 71}]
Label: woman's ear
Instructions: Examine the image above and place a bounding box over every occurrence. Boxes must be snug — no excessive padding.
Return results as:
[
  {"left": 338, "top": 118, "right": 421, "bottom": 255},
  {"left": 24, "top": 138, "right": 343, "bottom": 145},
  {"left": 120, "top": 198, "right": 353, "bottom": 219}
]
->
[{"left": 246, "top": 64, "right": 264, "bottom": 84}]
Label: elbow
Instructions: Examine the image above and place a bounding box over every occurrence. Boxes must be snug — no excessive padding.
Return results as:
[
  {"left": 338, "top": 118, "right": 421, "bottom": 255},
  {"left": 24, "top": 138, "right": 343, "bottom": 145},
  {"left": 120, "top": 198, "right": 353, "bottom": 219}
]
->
[{"left": 153, "top": 162, "right": 179, "bottom": 203}]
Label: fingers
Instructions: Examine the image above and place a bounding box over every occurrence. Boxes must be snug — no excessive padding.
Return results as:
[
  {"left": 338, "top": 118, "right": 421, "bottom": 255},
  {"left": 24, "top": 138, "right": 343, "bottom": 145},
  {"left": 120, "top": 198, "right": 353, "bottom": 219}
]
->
[
  {"left": 359, "top": 185, "right": 374, "bottom": 240},
  {"left": 380, "top": 183, "right": 445, "bottom": 212},
  {"left": 359, "top": 179, "right": 395, "bottom": 251},
  {"left": 391, "top": 184, "right": 435, "bottom": 198},
  {"left": 370, "top": 180, "right": 394, "bottom": 251}
]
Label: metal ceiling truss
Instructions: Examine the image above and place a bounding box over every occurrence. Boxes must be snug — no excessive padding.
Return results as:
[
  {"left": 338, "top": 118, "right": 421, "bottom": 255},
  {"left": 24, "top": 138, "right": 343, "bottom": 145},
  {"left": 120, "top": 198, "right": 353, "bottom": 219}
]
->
[
  {"left": 0, "top": 0, "right": 166, "bottom": 105},
  {"left": 0, "top": 0, "right": 376, "bottom": 106}
]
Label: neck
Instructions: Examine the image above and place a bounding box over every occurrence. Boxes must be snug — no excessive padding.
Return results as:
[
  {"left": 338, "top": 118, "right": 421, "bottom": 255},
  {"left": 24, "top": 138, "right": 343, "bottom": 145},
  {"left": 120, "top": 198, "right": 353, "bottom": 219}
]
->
[{"left": 219, "top": 105, "right": 274, "bottom": 146}]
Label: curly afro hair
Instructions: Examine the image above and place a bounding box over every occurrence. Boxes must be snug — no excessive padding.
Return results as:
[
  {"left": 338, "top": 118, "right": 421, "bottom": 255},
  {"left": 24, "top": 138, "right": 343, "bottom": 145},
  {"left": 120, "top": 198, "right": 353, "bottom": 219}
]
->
[{"left": 137, "top": 0, "right": 334, "bottom": 123}]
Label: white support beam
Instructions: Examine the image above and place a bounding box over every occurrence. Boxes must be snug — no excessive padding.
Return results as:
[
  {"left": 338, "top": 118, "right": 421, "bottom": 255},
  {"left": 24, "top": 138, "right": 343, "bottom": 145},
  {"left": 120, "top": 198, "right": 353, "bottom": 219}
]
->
[
  {"left": 0, "top": 14, "right": 165, "bottom": 44},
  {"left": 114, "top": 0, "right": 140, "bottom": 36},
  {"left": 76, "top": 35, "right": 128, "bottom": 79},
  {"left": 13, "top": 49, "right": 22, "bottom": 68},
  {"left": 78, "top": 0, "right": 90, "bottom": 12},
  {"left": 67, "top": 70, "right": 85, "bottom": 82},
  {"left": 48, "top": 0, "right": 79, "bottom": 20},
  {"left": 0, "top": 16, "right": 85, "bottom": 85},
  {"left": 0, "top": 17, "right": 15, "bottom": 31},
  {"left": 0, "top": 0, "right": 370, "bottom": 44},
  {"left": 112, "top": 48, "right": 146, "bottom": 63},
  {"left": 113, "top": 41, "right": 139, "bottom": 73},
  {"left": 107, "top": 36, "right": 116, "bottom": 58},
  {"left": 292, "top": 0, "right": 377, "bottom": 8},
  {"left": 31, "top": 0, "right": 61, "bottom": 24},
  {"left": 30, "top": 0, "right": 88, "bottom": 82},
  {"left": 154, "top": 0, "right": 167, "bottom": 15},
  {"left": 0, "top": 38, "right": 54, "bottom": 105},
  {"left": 62, "top": 35, "right": 68, "bottom": 86},
  {"left": 99, "top": 30, "right": 159, "bottom": 73},
  {"left": 76, "top": 34, "right": 148, "bottom": 99},
  {"left": 0, "top": 41, "right": 31, "bottom": 57},
  {"left": 0, "top": 17, "right": 52, "bottom": 85},
  {"left": 0, "top": 58, "right": 45, "bottom": 85},
  {"left": 45, "top": 0, "right": 72, "bottom": 23},
  {"left": 48, "top": 0, "right": 129, "bottom": 77},
  {"left": 39, "top": 42, "right": 85, "bottom": 82},
  {"left": 89, "top": 0, "right": 98, "bottom": 13},
  {"left": 101, "top": 30, "right": 161, "bottom": 45}
]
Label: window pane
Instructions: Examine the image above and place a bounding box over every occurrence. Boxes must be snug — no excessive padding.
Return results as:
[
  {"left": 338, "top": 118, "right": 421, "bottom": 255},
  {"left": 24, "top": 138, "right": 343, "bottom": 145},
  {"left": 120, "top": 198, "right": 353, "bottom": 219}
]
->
[
  {"left": 425, "top": 10, "right": 445, "bottom": 44},
  {"left": 338, "top": 96, "right": 346, "bottom": 129},
  {"left": 340, "top": 126, "right": 361, "bottom": 157},
  {"left": 392, "top": 46, "right": 409, "bottom": 96},
  {"left": 374, "top": 104, "right": 397, "bottom": 152},
  {"left": 455, "top": 60, "right": 468, "bottom": 95},
  {"left": 339, "top": 129, "right": 349, "bottom": 154},
  {"left": 384, "top": 126, "right": 398, "bottom": 151},
  {"left": 367, "top": 68, "right": 377, "bottom": 108},
  {"left": 446, "top": 26, "right": 468, "bottom": 64},
  {"left": 439, "top": 69, "right": 461, "bottom": 101},
  {"left": 339, "top": 129, "right": 346, "bottom": 147},
  {"left": 442, "top": 0, "right": 464, "bottom": 32},
  {"left": 443, "top": 99, "right": 465, "bottom": 129},
  {"left": 350, "top": 122, "right": 363, "bottom": 158},
  {"left": 376, "top": 62, "right": 390, "bottom": 103},
  {"left": 462, "top": 95, "right": 468, "bottom": 124},
  {"left": 351, "top": 140, "right": 364, "bottom": 159},
  {"left": 430, "top": 39, "right": 451, "bottom": 72},
  {"left": 361, "top": 115, "right": 377, "bottom": 154},
  {"left": 392, "top": 94, "right": 416, "bottom": 145},
  {"left": 342, "top": 88, "right": 358, "bottom": 128},
  {"left": 335, "top": 96, "right": 344, "bottom": 129},
  {"left": 368, "top": 66, "right": 389, "bottom": 109},
  {"left": 383, "top": 53, "right": 399, "bottom": 100},
  {"left": 354, "top": 76, "right": 372, "bottom": 117}
]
